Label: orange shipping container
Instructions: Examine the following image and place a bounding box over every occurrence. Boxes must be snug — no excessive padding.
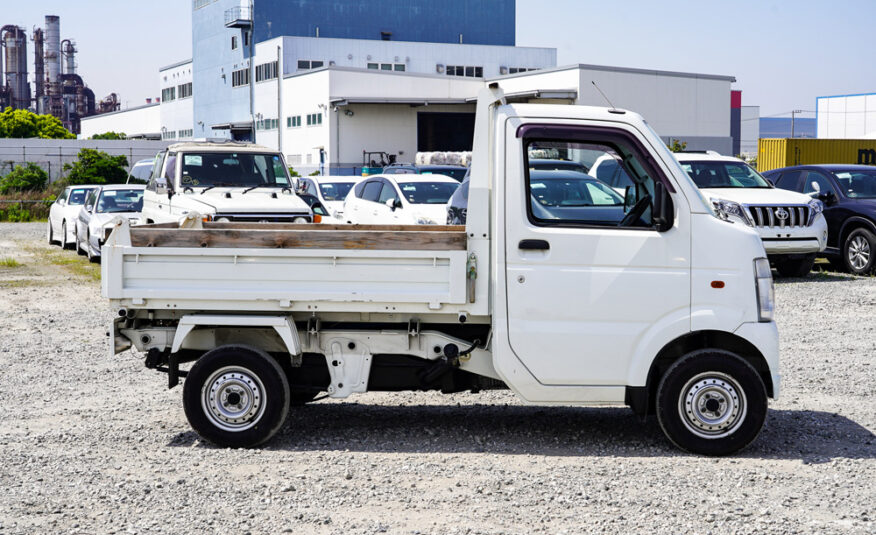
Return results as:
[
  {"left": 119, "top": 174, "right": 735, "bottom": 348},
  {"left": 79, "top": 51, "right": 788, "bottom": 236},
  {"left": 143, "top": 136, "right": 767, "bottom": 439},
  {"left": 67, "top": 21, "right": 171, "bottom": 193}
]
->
[{"left": 758, "top": 138, "right": 876, "bottom": 172}]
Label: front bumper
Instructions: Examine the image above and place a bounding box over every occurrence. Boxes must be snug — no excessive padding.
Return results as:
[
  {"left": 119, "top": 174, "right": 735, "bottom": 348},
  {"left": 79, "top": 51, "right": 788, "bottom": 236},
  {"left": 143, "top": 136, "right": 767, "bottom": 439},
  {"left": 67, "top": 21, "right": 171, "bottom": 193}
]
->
[{"left": 757, "top": 215, "right": 828, "bottom": 255}]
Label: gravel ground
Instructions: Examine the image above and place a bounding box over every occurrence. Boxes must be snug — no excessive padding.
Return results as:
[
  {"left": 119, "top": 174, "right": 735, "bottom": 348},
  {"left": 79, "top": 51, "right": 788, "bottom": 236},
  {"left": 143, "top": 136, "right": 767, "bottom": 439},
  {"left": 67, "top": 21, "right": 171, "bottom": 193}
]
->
[{"left": 0, "top": 222, "right": 873, "bottom": 535}]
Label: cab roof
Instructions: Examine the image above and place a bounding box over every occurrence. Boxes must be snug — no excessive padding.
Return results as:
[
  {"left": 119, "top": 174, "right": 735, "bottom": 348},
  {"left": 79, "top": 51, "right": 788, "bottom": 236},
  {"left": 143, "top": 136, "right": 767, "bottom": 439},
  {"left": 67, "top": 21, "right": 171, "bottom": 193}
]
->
[{"left": 166, "top": 140, "right": 276, "bottom": 153}]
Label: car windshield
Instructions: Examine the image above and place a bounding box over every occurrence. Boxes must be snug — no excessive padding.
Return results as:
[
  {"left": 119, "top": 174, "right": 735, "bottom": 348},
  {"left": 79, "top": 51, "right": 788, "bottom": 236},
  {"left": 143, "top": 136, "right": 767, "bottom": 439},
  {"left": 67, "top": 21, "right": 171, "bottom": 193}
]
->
[
  {"left": 681, "top": 161, "right": 771, "bottom": 188},
  {"left": 179, "top": 152, "right": 289, "bottom": 187},
  {"left": 530, "top": 176, "right": 624, "bottom": 207},
  {"left": 398, "top": 182, "right": 459, "bottom": 204},
  {"left": 420, "top": 168, "right": 467, "bottom": 181},
  {"left": 68, "top": 188, "right": 91, "bottom": 205},
  {"left": 834, "top": 170, "right": 876, "bottom": 198},
  {"left": 319, "top": 182, "right": 354, "bottom": 201},
  {"left": 97, "top": 189, "right": 144, "bottom": 213}
]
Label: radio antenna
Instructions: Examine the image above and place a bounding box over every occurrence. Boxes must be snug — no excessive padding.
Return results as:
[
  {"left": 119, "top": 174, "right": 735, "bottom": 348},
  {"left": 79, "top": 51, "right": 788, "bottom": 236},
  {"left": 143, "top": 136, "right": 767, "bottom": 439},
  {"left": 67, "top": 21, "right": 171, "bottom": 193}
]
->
[{"left": 591, "top": 81, "right": 620, "bottom": 112}]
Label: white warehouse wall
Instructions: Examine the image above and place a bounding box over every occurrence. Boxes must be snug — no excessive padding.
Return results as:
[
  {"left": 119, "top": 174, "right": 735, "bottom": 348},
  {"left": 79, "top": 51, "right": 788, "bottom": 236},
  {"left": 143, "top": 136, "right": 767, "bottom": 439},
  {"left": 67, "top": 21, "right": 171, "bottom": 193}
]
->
[
  {"left": 80, "top": 103, "right": 161, "bottom": 139},
  {"left": 817, "top": 94, "right": 876, "bottom": 139},
  {"left": 159, "top": 60, "right": 195, "bottom": 141}
]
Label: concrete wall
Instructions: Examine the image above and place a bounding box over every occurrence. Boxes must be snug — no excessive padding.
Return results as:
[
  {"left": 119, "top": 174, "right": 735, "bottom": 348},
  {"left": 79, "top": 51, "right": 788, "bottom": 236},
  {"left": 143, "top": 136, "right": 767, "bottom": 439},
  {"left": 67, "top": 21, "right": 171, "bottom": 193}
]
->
[
  {"left": 79, "top": 104, "right": 161, "bottom": 140},
  {"left": 0, "top": 139, "right": 172, "bottom": 182},
  {"left": 817, "top": 93, "right": 876, "bottom": 139},
  {"left": 253, "top": 0, "right": 516, "bottom": 46}
]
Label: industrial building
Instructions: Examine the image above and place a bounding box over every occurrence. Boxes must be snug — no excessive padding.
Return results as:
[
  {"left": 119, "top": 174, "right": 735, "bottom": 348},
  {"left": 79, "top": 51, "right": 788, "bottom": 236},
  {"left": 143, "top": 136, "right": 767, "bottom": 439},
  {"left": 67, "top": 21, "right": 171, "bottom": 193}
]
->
[
  {"left": 81, "top": 0, "right": 741, "bottom": 174},
  {"left": 816, "top": 92, "right": 876, "bottom": 139},
  {"left": 0, "top": 16, "right": 102, "bottom": 135}
]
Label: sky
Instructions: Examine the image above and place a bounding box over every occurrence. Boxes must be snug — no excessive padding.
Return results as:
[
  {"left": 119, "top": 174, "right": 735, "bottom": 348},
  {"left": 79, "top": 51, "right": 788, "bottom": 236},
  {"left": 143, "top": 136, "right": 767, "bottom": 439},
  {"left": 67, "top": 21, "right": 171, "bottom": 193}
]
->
[{"left": 7, "top": 0, "right": 876, "bottom": 118}]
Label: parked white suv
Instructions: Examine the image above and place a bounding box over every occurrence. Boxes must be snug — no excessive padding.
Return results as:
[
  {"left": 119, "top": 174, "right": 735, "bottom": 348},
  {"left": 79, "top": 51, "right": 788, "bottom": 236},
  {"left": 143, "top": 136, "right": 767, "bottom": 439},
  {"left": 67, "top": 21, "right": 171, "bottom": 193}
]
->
[
  {"left": 141, "top": 141, "right": 312, "bottom": 224},
  {"left": 675, "top": 152, "right": 828, "bottom": 277}
]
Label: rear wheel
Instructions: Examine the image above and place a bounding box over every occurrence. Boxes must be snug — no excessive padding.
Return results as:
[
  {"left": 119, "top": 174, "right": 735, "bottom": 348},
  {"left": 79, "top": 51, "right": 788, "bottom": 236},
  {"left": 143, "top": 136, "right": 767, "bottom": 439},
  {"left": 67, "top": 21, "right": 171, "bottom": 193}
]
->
[
  {"left": 183, "top": 345, "right": 290, "bottom": 448},
  {"left": 61, "top": 221, "right": 71, "bottom": 250},
  {"left": 773, "top": 254, "right": 815, "bottom": 278},
  {"left": 843, "top": 228, "right": 876, "bottom": 275},
  {"left": 46, "top": 220, "right": 56, "bottom": 245},
  {"left": 656, "top": 350, "right": 767, "bottom": 456}
]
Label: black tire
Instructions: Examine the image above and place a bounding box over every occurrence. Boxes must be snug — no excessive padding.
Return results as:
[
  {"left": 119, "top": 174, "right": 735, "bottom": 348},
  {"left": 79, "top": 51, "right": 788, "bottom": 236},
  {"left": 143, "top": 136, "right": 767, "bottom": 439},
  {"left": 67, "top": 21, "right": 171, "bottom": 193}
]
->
[
  {"left": 656, "top": 349, "right": 767, "bottom": 456},
  {"left": 47, "top": 220, "right": 55, "bottom": 245},
  {"left": 773, "top": 254, "right": 816, "bottom": 278},
  {"left": 183, "top": 345, "right": 290, "bottom": 448},
  {"left": 76, "top": 228, "right": 86, "bottom": 256},
  {"left": 842, "top": 227, "right": 876, "bottom": 275},
  {"left": 61, "top": 221, "right": 71, "bottom": 250}
]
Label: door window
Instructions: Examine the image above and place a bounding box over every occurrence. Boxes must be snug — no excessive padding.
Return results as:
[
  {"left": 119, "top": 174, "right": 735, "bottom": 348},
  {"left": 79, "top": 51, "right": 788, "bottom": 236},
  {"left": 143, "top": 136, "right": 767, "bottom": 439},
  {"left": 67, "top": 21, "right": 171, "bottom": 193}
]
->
[
  {"left": 524, "top": 138, "right": 656, "bottom": 228},
  {"left": 802, "top": 171, "right": 836, "bottom": 196},
  {"left": 378, "top": 180, "right": 399, "bottom": 204},
  {"left": 775, "top": 170, "right": 802, "bottom": 191},
  {"left": 362, "top": 181, "right": 383, "bottom": 202}
]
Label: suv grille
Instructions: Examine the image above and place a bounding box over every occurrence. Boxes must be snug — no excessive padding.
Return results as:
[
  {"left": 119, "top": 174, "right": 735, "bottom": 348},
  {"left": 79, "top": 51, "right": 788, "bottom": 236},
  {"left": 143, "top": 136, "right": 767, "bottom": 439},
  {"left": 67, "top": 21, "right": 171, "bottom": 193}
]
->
[{"left": 747, "top": 205, "right": 809, "bottom": 228}]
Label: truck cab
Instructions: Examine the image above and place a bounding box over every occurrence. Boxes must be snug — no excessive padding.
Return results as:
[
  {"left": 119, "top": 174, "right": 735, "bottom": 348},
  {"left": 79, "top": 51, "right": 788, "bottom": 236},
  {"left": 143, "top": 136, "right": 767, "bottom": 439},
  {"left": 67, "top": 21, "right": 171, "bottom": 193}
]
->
[{"left": 141, "top": 141, "right": 313, "bottom": 224}]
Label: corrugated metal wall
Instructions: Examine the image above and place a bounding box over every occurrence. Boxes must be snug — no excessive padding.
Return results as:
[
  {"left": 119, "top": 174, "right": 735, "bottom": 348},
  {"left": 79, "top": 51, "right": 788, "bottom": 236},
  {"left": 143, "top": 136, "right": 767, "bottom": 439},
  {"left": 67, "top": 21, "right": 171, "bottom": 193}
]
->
[{"left": 758, "top": 139, "right": 876, "bottom": 171}]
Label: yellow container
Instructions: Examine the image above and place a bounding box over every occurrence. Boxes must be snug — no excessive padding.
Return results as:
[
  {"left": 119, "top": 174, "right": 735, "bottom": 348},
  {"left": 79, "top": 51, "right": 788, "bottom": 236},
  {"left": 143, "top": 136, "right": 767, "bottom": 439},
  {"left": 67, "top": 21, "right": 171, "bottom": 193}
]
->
[{"left": 757, "top": 138, "right": 876, "bottom": 172}]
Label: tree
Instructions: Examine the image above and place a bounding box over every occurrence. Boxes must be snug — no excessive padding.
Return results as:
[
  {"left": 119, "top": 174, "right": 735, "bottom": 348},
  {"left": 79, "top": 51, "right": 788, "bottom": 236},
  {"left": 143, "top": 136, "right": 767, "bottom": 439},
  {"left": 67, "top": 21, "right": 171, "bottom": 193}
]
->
[
  {"left": 0, "top": 107, "right": 74, "bottom": 139},
  {"left": 91, "top": 131, "right": 127, "bottom": 140},
  {"left": 63, "top": 148, "right": 128, "bottom": 185},
  {"left": 667, "top": 139, "right": 688, "bottom": 152},
  {"left": 0, "top": 163, "right": 48, "bottom": 194}
]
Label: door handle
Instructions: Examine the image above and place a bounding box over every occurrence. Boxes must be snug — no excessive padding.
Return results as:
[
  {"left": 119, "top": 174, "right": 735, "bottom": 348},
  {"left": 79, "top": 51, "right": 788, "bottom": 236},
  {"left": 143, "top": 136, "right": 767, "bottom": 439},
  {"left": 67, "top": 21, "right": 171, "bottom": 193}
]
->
[{"left": 518, "top": 239, "right": 550, "bottom": 250}]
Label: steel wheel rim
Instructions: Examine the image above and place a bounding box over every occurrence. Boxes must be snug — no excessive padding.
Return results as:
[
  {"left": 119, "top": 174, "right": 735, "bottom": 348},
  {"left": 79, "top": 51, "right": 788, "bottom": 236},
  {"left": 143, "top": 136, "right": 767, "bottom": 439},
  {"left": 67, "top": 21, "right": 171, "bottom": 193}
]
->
[
  {"left": 201, "top": 366, "right": 266, "bottom": 432},
  {"left": 678, "top": 372, "right": 747, "bottom": 439},
  {"left": 848, "top": 236, "right": 870, "bottom": 271}
]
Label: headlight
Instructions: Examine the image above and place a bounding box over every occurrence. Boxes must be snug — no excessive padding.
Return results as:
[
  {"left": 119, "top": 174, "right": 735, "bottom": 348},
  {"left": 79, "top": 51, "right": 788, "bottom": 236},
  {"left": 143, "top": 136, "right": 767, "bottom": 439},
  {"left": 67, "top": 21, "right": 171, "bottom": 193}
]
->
[
  {"left": 807, "top": 199, "right": 824, "bottom": 225},
  {"left": 215, "top": 217, "right": 230, "bottom": 223},
  {"left": 292, "top": 217, "right": 309, "bottom": 224},
  {"left": 416, "top": 217, "right": 437, "bottom": 225},
  {"left": 754, "top": 258, "right": 775, "bottom": 322},
  {"left": 711, "top": 198, "right": 752, "bottom": 226}
]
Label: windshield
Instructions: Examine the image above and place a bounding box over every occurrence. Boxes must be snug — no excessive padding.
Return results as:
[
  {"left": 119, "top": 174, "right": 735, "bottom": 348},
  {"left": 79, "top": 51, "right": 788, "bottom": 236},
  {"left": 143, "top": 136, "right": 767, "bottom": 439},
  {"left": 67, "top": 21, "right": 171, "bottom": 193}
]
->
[
  {"left": 681, "top": 161, "right": 771, "bottom": 188},
  {"left": 179, "top": 152, "right": 290, "bottom": 187},
  {"left": 398, "top": 182, "right": 459, "bottom": 204},
  {"left": 68, "top": 188, "right": 92, "bottom": 205},
  {"left": 420, "top": 168, "right": 467, "bottom": 181},
  {"left": 319, "top": 182, "right": 354, "bottom": 201},
  {"left": 97, "top": 189, "right": 144, "bottom": 213},
  {"left": 834, "top": 170, "right": 876, "bottom": 198}
]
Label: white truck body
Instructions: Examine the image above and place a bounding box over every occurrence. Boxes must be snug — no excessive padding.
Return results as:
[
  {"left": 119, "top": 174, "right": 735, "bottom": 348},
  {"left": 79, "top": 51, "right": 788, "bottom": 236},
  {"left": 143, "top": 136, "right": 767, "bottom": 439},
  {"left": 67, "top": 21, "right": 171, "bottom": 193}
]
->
[{"left": 104, "top": 87, "right": 779, "bottom": 455}]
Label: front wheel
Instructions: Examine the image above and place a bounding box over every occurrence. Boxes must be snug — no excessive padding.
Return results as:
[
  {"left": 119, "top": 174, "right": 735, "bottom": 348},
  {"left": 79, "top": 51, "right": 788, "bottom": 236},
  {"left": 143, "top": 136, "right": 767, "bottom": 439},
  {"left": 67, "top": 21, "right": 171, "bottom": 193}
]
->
[
  {"left": 656, "top": 350, "right": 767, "bottom": 456},
  {"left": 183, "top": 345, "right": 290, "bottom": 448},
  {"left": 61, "top": 221, "right": 71, "bottom": 250},
  {"left": 843, "top": 228, "right": 876, "bottom": 275},
  {"left": 86, "top": 232, "right": 99, "bottom": 263},
  {"left": 773, "top": 254, "right": 816, "bottom": 278},
  {"left": 46, "top": 220, "right": 56, "bottom": 245}
]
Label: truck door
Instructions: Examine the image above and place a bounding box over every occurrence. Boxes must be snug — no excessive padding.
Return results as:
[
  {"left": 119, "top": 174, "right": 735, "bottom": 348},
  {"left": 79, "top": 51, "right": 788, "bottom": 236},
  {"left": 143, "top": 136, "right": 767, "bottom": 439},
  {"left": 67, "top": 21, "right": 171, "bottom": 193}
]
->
[{"left": 503, "top": 123, "right": 691, "bottom": 385}]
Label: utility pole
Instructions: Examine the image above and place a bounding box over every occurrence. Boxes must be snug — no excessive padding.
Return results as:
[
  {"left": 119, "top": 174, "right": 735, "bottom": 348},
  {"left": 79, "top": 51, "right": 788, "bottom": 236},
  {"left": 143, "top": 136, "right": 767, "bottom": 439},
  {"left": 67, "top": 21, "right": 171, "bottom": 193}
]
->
[{"left": 791, "top": 109, "right": 802, "bottom": 138}]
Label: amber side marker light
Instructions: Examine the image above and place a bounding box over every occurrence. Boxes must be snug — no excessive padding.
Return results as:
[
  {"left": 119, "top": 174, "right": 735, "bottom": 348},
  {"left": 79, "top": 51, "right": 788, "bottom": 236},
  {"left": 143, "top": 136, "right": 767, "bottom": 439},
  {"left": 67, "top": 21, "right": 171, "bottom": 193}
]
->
[
  {"left": 711, "top": 281, "right": 725, "bottom": 289},
  {"left": 314, "top": 214, "right": 322, "bottom": 223}
]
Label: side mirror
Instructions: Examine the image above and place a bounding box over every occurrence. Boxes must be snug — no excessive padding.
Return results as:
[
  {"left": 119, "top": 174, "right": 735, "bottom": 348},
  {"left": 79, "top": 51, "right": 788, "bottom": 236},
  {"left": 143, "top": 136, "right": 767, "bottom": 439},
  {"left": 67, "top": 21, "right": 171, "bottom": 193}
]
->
[
  {"left": 818, "top": 191, "right": 836, "bottom": 205},
  {"left": 85, "top": 204, "right": 94, "bottom": 213},
  {"left": 653, "top": 181, "right": 674, "bottom": 232},
  {"left": 155, "top": 178, "right": 168, "bottom": 196},
  {"left": 386, "top": 198, "right": 401, "bottom": 211}
]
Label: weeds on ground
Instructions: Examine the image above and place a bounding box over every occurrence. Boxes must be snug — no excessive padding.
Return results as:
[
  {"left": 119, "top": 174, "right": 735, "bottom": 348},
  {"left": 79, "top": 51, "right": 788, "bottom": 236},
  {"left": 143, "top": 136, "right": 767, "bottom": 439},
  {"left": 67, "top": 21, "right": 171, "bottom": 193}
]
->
[
  {"left": 21, "top": 244, "right": 100, "bottom": 282},
  {"left": 0, "top": 256, "right": 22, "bottom": 268}
]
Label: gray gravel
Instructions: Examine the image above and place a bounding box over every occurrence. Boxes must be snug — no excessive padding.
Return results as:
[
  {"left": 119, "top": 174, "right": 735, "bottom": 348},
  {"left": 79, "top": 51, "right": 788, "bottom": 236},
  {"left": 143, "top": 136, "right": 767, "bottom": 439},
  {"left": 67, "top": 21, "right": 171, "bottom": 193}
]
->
[{"left": 1, "top": 222, "right": 874, "bottom": 535}]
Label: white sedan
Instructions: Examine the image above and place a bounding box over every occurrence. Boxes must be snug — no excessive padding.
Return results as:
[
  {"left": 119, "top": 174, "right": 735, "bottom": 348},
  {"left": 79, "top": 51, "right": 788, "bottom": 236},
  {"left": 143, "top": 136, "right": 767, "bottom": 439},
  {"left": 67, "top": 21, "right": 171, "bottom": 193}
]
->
[
  {"left": 47, "top": 185, "right": 98, "bottom": 249},
  {"left": 299, "top": 175, "right": 359, "bottom": 222},
  {"left": 343, "top": 174, "right": 459, "bottom": 225},
  {"left": 75, "top": 185, "right": 145, "bottom": 262}
]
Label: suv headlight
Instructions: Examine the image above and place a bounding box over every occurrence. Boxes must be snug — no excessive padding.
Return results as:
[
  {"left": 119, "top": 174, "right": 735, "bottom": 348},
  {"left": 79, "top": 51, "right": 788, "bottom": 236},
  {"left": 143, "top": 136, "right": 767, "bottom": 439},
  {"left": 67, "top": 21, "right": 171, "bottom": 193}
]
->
[
  {"left": 711, "top": 198, "right": 752, "bottom": 226},
  {"left": 754, "top": 258, "right": 775, "bottom": 322},
  {"left": 807, "top": 199, "right": 824, "bottom": 225}
]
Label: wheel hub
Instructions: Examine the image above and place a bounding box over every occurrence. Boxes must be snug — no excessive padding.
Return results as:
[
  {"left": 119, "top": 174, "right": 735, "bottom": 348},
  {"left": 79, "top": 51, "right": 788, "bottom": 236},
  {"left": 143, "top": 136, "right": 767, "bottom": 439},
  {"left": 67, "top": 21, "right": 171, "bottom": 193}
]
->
[
  {"left": 848, "top": 236, "right": 870, "bottom": 271},
  {"left": 201, "top": 366, "right": 266, "bottom": 432},
  {"left": 679, "top": 372, "right": 747, "bottom": 439}
]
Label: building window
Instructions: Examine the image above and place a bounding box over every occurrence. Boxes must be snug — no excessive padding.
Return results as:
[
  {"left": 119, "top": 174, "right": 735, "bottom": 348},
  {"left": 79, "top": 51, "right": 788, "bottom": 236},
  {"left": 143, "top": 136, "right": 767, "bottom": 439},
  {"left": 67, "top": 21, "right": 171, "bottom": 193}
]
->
[
  {"left": 367, "top": 63, "right": 378, "bottom": 70},
  {"left": 394, "top": 64, "right": 405, "bottom": 72},
  {"left": 231, "top": 36, "right": 237, "bottom": 50},
  {"left": 177, "top": 82, "right": 193, "bottom": 99},
  {"left": 297, "top": 60, "right": 324, "bottom": 71},
  {"left": 162, "top": 130, "right": 177, "bottom": 140},
  {"left": 509, "top": 67, "right": 536, "bottom": 74},
  {"left": 243, "top": 31, "right": 249, "bottom": 46},
  {"left": 231, "top": 68, "right": 250, "bottom": 87},
  {"left": 255, "top": 61, "right": 278, "bottom": 82},
  {"left": 306, "top": 113, "right": 322, "bottom": 126},
  {"left": 381, "top": 31, "right": 392, "bottom": 41},
  {"left": 446, "top": 65, "right": 483, "bottom": 78},
  {"left": 287, "top": 115, "right": 301, "bottom": 128},
  {"left": 178, "top": 129, "right": 193, "bottom": 139},
  {"left": 161, "top": 87, "right": 176, "bottom": 101},
  {"left": 256, "top": 118, "right": 279, "bottom": 131}
]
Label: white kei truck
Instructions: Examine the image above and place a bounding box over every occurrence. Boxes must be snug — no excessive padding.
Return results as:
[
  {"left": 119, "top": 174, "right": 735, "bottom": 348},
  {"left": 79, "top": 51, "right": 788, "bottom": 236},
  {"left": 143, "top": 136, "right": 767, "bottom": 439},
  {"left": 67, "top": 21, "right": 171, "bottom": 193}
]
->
[{"left": 103, "top": 86, "right": 779, "bottom": 456}]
